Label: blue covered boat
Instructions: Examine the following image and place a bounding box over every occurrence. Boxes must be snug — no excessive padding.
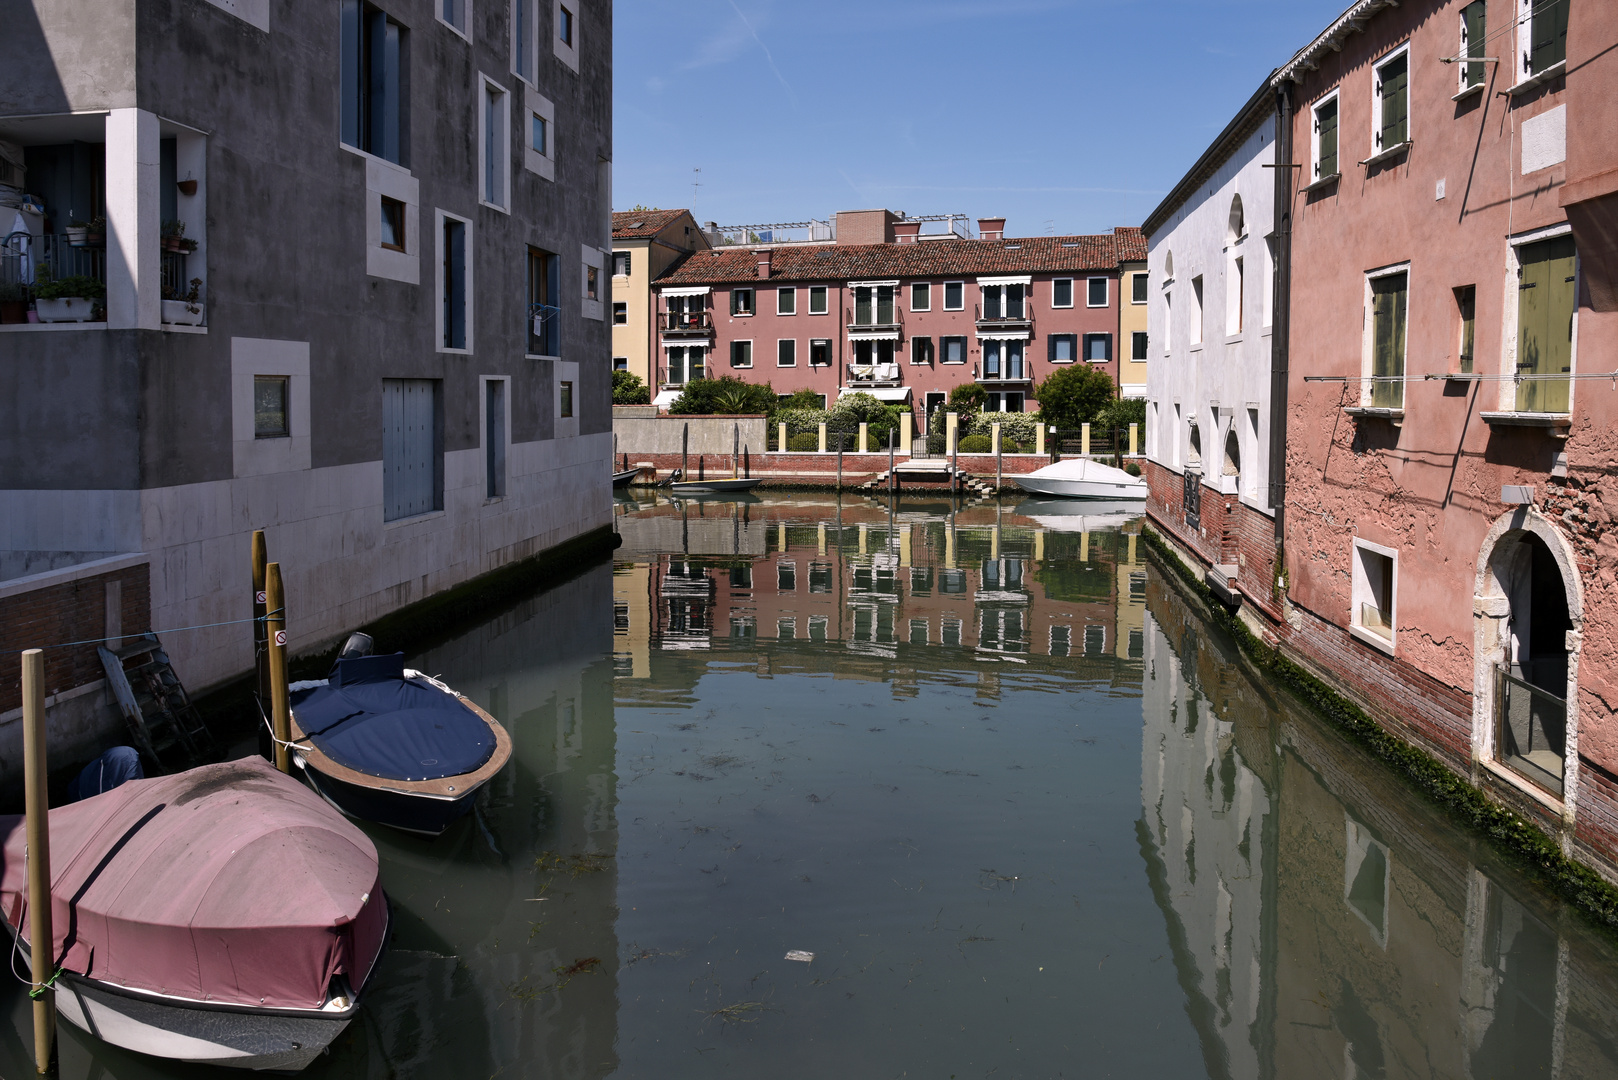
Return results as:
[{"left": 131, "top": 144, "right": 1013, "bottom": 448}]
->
[{"left": 288, "top": 639, "right": 512, "bottom": 836}]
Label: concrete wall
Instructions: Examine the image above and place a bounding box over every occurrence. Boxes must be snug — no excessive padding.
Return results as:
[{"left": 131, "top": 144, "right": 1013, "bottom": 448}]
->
[{"left": 613, "top": 413, "right": 765, "bottom": 457}]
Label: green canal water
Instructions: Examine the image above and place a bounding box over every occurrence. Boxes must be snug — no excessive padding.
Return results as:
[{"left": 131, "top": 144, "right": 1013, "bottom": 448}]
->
[{"left": 8, "top": 492, "right": 1618, "bottom": 1078}]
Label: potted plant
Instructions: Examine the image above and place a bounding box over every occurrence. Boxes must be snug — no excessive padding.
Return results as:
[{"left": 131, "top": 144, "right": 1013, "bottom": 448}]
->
[
  {"left": 0, "top": 281, "right": 28, "bottom": 323},
  {"left": 66, "top": 219, "right": 90, "bottom": 248},
  {"left": 85, "top": 215, "right": 105, "bottom": 247},
  {"left": 161, "top": 276, "right": 204, "bottom": 326},
  {"left": 33, "top": 269, "right": 106, "bottom": 322},
  {"left": 161, "top": 219, "right": 186, "bottom": 253}
]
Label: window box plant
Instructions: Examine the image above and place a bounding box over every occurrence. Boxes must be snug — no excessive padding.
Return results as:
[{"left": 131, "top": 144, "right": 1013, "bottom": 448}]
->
[
  {"left": 85, "top": 215, "right": 105, "bottom": 247},
  {"left": 66, "top": 220, "right": 91, "bottom": 247},
  {"left": 161, "top": 219, "right": 186, "bottom": 253},
  {"left": 33, "top": 272, "right": 106, "bottom": 322},
  {"left": 161, "top": 276, "right": 204, "bottom": 326}
]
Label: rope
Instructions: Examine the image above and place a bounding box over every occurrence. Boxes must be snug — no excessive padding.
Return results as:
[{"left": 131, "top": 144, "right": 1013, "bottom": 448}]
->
[
  {"left": 0, "top": 608, "right": 285, "bottom": 655},
  {"left": 28, "top": 967, "right": 64, "bottom": 1000}
]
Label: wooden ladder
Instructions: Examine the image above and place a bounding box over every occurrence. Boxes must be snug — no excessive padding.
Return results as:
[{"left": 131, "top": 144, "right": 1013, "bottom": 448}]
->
[{"left": 98, "top": 634, "right": 216, "bottom": 772}]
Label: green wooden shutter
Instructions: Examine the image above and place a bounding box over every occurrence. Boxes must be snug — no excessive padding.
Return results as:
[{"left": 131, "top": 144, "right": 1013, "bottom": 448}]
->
[
  {"left": 854, "top": 286, "right": 872, "bottom": 325},
  {"left": 1380, "top": 53, "right": 1408, "bottom": 149},
  {"left": 1372, "top": 273, "right": 1407, "bottom": 408},
  {"left": 1529, "top": 0, "right": 1569, "bottom": 74},
  {"left": 1463, "top": 2, "right": 1487, "bottom": 88},
  {"left": 1517, "top": 236, "right": 1576, "bottom": 412},
  {"left": 1318, "top": 99, "right": 1338, "bottom": 177}
]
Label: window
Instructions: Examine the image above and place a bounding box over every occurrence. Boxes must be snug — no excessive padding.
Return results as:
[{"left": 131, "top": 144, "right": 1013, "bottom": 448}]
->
[
  {"left": 1369, "top": 270, "right": 1408, "bottom": 408},
  {"left": 1048, "top": 333, "right": 1076, "bottom": 363},
  {"left": 1164, "top": 290, "right": 1173, "bottom": 353},
  {"left": 911, "top": 336, "right": 934, "bottom": 365},
  {"left": 808, "top": 286, "right": 828, "bottom": 315},
  {"left": 1050, "top": 625, "right": 1070, "bottom": 657},
  {"left": 943, "top": 281, "right": 964, "bottom": 310},
  {"left": 440, "top": 0, "right": 468, "bottom": 35},
  {"left": 1521, "top": 0, "right": 1567, "bottom": 78},
  {"left": 254, "top": 376, "right": 289, "bottom": 438},
  {"left": 586, "top": 264, "right": 599, "bottom": 301},
  {"left": 1190, "top": 276, "right": 1204, "bottom": 345},
  {"left": 1312, "top": 92, "right": 1340, "bottom": 180},
  {"left": 1131, "top": 272, "right": 1148, "bottom": 304},
  {"left": 910, "top": 283, "right": 930, "bottom": 311},
  {"left": 941, "top": 335, "right": 967, "bottom": 364},
  {"left": 1228, "top": 256, "right": 1244, "bottom": 335},
  {"left": 1455, "top": 285, "right": 1476, "bottom": 373},
  {"left": 666, "top": 346, "right": 705, "bottom": 384},
  {"left": 340, "top": 0, "right": 405, "bottom": 165},
  {"left": 809, "top": 339, "right": 832, "bottom": 367},
  {"left": 439, "top": 213, "right": 469, "bottom": 350},
  {"left": 1344, "top": 816, "right": 1390, "bottom": 946},
  {"left": 982, "top": 341, "right": 1024, "bottom": 379},
  {"left": 777, "top": 287, "right": 796, "bottom": 315},
  {"left": 613, "top": 251, "right": 631, "bottom": 277},
  {"left": 1087, "top": 277, "right": 1108, "bottom": 307},
  {"left": 941, "top": 619, "right": 962, "bottom": 647},
  {"left": 1052, "top": 278, "right": 1074, "bottom": 308},
  {"left": 777, "top": 339, "right": 796, "bottom": 367},
  {"left": 980, "top": 283, "right": 1024, "bottom": 319},
  {"left": 1373, "top": 47, "right": 1409, "bottom": 154},
  {"left": 779, "top": 618, "right": 797, "bottom": 640},
  {"left": 524, "top": 86, "right": 555, "bottom": 180},
  {"left": 553, "top": 0, "right": 579, "bottom": 70},
  {"left": 1263, "top": 236, "right": 1276, "bottom": 327},
  {"left": 527, "top": 245, "right": 559, "bottom": 355},
  {"left": 613, "top": 302, "right": 627, "bottom": 324},
  {"left": 778, "top": 562, "right": 796, "bottom": 591},
  {"left": 1515, "top": 235, "right": 1576, "bottom": 413},
  {"left": 853, "top": 340, "right": 895, "bottom": 366},
  {"left": 732, "top": 288, "right": 754, "bottom": 316},
  {"left": 1131, "top": 331, "right": 1149, "bottom": 361},
  {"left": 559, "top": 380, "right": 573, "bottom": 418},
  {"left": 1084, "top": 333, "right": 1112, "bottom": 363},
  {"left": 511, "top": 0, "right": 537, "bottom": 83},
  {"left": 479, "top": 77, "right": 511, "bottom": 211},
  {"left": 382, "top": 378, "right": 443, "bottom": 522},
  {"left": 484, "top": 379, "right": 506, "bottom": 498},
  {"left": 613, "top": 356, "right": 627, "bottom": 370},
  {"left": 910, "top": 619, "right": 929, "bottom": 646},
  {"left": 731, "top": 340, "right": 753, "bottom": 368},
  {"left": 1460, "top": 1, "right": 1487, "bottom": 91},
  {"left": 558, "top": 2, "right": 573, "bottom": 45},
  {"left": 1351, "top": 538, "right": 1397, "bottom": 650},
  {"left": 853, "top": 285, "right": 896, "bottom": 326},
  {"left": 532, "top": 112, "right": 547, "bottom": 153}
]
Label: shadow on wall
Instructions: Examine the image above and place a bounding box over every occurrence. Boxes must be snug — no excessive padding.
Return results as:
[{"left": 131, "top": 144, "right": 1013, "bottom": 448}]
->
[{"left": 0, "top": 4, "right": 73, "bottom": 116}]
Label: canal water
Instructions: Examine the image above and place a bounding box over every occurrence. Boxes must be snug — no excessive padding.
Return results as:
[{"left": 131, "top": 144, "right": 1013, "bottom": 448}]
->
[{"left": 8, "top": 491, "right": 1618, "bottom": 1078}]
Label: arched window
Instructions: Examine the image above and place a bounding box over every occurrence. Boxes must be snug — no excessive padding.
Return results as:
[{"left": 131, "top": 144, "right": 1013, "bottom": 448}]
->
[
  {"left": 1223, "top": 428, "right": 1241, "bottom": 476},
  {"left": 1163, "top": 249, "right": 1175, "bottom": 279},
  {"left": 1228, "top": 195, "right": 1245, "bottom": 241}
]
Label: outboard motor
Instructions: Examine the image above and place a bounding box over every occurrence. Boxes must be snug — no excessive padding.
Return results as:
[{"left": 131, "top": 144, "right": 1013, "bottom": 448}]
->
[{"left": 337, "top": 632, "right": 374, "bottom": 661}]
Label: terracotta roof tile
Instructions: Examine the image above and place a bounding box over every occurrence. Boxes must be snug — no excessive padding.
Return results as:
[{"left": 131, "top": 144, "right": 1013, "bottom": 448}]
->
[
  {"left": 655, "top": 230, "right": 1136, "bottom": 286},
  {"left": 613, "top": 209, "right": 689, "bottom": 240}
]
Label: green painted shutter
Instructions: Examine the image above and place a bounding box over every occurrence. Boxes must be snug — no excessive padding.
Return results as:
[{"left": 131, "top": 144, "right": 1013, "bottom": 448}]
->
[
  {"left": 855, "top": 287, "right": 872, "bottom": 325},
  {"left": 1517, "top": 236, "right": 1576, "bottom": 413},
  {"left": 1379, "top": 53, "right": 1408, "bottom": 149},
  {"left": 1463, "top": 2, "right": 1487, "bottom": 88},
  {"left": 1529, "top": 0, "right": 1569, "bottom": 74},
  {"left": 1372, "top": 273, "right": 1407, "bottom": 408},
  {"left": 1318, "top": 99, "right": 1338, "bottom": 177}
]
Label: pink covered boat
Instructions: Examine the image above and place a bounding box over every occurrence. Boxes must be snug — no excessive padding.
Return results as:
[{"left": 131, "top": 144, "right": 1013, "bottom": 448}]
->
[{"left": 2, "top": 757, "right": 388, "bottom": 1071}]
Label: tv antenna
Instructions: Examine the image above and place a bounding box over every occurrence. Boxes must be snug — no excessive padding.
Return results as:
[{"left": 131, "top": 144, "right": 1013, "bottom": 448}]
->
[{"left": 692, "top": 167, "right": 702, "bottom": 207}]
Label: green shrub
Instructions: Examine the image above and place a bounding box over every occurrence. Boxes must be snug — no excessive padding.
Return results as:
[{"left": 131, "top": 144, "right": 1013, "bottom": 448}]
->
[
  {"left": 1095, "top": 396, "right": 1146, "bottom": 435},
  {"left": 958, "top": 434, "right": 992, "bottom": 453},
  {"left": 33, "top": 274, "right": 105, "bottom": 301},
  {"left": 778, "top": 389, "right": 826, "bottom": 411},
  {"left": 777, "top": 407, "right": 829, "bottom": 434},
  {"left": 669, "top": 377, "right": 776, "bottom": 415},
  {"left": 1035, "top": 366, "right": 1114, "bottom": 429},
  {"left": 1125, "top": 462, "right": 1142, "bottom": 477},
  {"left": 967, "top": 411, "right": 1042, "bottom": 445},
  {"left": 788, "top": 432, "right": 820, "bottom": 451},
  {"left": 611, "top": 370, "right": 651, "bottom": 405}
]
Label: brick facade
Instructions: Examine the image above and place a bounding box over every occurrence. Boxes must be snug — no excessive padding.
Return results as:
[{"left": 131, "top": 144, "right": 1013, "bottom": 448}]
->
[
  {"left": 0, "top": 559, "right": 151, "bottom": 714},
  {"left": 1145, "top": 459, "right": 1280, "bottom": 621}
]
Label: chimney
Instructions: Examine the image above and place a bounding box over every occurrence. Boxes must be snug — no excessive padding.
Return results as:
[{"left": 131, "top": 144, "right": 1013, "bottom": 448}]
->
[
  {"left": 755, "top": 248, "right": 772, "bottom": 279},
  {"left": 893, "top": 221, "right": 921, "bottom": 244},
  {"left": 835, "top": 209, "right": 899, "bottom": 245},
  {"left": 977, "top": 217, "right": 1006, "bottom": 241}
]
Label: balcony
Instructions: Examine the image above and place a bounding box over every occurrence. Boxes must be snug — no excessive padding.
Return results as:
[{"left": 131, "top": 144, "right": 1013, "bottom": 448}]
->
[
  {"left": 846, "top": 362, "right": 901, "bottom": 388},
  {"left": 847, "top": 303, "right": 901, "bottom": 339},
  {"left": 975, "top": 302, "right": 1032, "bottom": 333},
  {"left": 661, "top": 310, "right": 713, "bottom": 337},
  {"left": 977, "top": 362, "right": 1032, "bottom": 385}
]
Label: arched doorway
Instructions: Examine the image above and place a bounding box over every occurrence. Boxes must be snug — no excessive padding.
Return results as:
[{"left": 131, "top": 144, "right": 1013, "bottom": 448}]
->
[{"left": 1473, "top": 512, "right": 1582, "bottom": 803}]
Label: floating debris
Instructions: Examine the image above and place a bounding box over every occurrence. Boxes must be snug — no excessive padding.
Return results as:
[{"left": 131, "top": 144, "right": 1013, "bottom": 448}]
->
[
  {"left": 785, "top": 950, "right": 815, "bottom": 962},
  {"left": 534, "top": 850, "right": 614, "bottom": 877}
]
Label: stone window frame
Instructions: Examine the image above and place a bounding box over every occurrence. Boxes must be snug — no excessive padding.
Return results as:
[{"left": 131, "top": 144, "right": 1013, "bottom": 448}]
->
[{"left": 1349, "top": 536, "right": 1399, "bottom": 655}]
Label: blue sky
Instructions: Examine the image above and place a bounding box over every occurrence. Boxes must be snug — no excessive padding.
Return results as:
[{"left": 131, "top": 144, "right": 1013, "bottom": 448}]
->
[{"left": 612, "top": 0, "right": 1351, "bottom": 237}]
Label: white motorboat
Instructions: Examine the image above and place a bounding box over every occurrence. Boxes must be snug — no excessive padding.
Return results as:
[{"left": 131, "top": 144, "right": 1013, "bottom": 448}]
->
[
  {"left": 1014, "top": 497, "right": 1144, "bottom": 532},
  {"left": 1013, "top": 458, "right": 1148, "bottom": 500}
]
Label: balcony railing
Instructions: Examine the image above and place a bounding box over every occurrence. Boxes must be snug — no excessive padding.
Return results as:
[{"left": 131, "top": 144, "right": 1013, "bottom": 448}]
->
[
  {"left": 975, "top": 303, "right": 1032, "bottom": 330},
  {"left": 846, "top": 306, "right": 902, "bottom": 333},
  {"left": 662, "top": 311, "right": 713, "bottom": 333},
  {"left": 1, "top": 231, "right": 107, "bottom": 291},
  {"left": 846, "top": 362, "right": 901, "bottom": 387},
  {"left": 979, "top": 362, "right": 1031, "bottom": 383},
  {"left": 1496, "top": 666, "right": 1566, "bottom": 795}
]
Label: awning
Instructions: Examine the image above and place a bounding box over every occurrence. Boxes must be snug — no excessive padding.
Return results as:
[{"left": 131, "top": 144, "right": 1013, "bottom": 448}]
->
[
  {"left": 976, "top": 330, "right": 1031, "bottom": 340},
  {"left": 840, "top": 386, "right": 912, "bottom": 403},
  {"left": 976, "top": 274, "right": 1032, "bottom": 286},
  {"left": 848, "top": 328, "right": 901, "bottom": 341},
  {"left": 660, "top": 286, "right": 712, "bottom": 297},
  {"left": 652, "top": 389, "right": 681, "bottom": 407}
]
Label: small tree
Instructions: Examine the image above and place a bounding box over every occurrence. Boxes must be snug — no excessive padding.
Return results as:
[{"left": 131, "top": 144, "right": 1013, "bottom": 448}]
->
[
  {"left": 779, "top": 388, "right": 826, "bottom": 411},
  {"left": 1034, "top": 366, "right": 1114, "bottom": 430},
  {"left": 612, "top": 369, "right": 651, "bottom": 405},
  {"left": 669, "top": 377, "right": 776, "bottom": 416},
  {"left": 1095, "top": 395, "right": 1146, "bottom": 434}
]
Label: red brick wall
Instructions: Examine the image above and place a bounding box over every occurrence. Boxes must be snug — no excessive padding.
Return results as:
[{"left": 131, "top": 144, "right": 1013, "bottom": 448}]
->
[
  {"left": 0, "top": 562, "right": 151, "bottom": 713},
  {"left": 1145, "top": 459, "right": 1280, "bottom": 617}
]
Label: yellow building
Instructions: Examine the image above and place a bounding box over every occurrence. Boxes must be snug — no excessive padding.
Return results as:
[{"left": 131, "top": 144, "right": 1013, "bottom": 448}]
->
[
  {"left": 1118, "top": 256, "right": 1148, "bottom": 399},
  {"left": 611, "top": 209, "right": 709, "bottom": 390}
]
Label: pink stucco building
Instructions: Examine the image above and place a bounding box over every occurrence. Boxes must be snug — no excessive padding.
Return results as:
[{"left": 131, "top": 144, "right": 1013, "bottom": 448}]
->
[{"left": 649, "top": 211, "right": 1146, "bottom": 431}]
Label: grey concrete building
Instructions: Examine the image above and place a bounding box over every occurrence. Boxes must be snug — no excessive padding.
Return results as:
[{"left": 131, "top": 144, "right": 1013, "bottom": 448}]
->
[{"left": 0, "top": 1, "right": 613, "bottom": 715}]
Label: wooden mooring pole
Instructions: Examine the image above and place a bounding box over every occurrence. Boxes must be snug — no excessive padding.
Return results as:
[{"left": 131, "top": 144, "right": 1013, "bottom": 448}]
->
[
  {"left": 888, "top": 435, "right": 896, "bottom": 498},
  {"left": 23, "top": 648, "right": 56, "bottom": 1074},
  {"left": 265, "top": 562, "right": 292, "bottom": 774},
  {"left": 681, "top": 423, "right": 689, "bottom": 481},
  {"left": 251, "top": 530, "right": 269, "bottom": 708}
]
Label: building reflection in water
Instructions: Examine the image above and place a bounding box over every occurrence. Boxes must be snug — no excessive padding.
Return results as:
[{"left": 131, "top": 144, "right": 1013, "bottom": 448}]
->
[{"left": 1139, "top": 569, "right": 1618, "bottom": 1080}]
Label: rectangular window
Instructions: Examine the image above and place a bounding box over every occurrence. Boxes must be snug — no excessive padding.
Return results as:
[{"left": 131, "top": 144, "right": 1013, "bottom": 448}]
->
[
  {"left": 379, "top": 196, "right": 406, "bottom": 251},
  {"left": 777, "top": 339, "right": 796, "bottom": 367},
  {"left": 1052, "top": 278, "right": 1074, "bottom": 308},
  {"left": 612, "top": 251, "right": 631, "bottom": 277},
  {"left": 1229, "top": 256, "right": 1244, "bottom": 334},
  {"left": 441, "top": 215, "right": 468, "bottom": 349},
  {"left": 382, "top": 378, "right": 443, "bottom": 522},
  {"left": 852, "top": 285, "right": 896, "bottom": 326},
  {"left": 982, "top": 340, "right": 1024, "bottom": 379},
  {"left": 809, "top": 339, "right": 831, "bottom": 367},
  {"left": 1164, "top": 290, "right": 1173, "bottom": 352},
  {"left": 1190, "top": 276, "right": 1204, "bottom": 345},
  {"left": 527, "top": 245, "right": 559, "bottom": 355},
  {"left": 559, "top": 380, "right": 573, "bottom": 418},
  {"left": 1049, "top": 333, "right": 1077, "bottom": 364},
  {"left": 1087, "top": 277, "right": 1108, "bottom": 307},
  {"left": 485, "top": 379, "right": 506, "bottom": 498},
  {"left": 1522, "top": 0, "right": 1568, "bottom": 77},
  {"left": 1460, "top": 1, "right": 1487, "bottom": 91},
  {"left": 511, "top": 0, "right": 537, "bottom": 82},
  {"left": 1370, "top": 270, "right": 1408, "bottom": 408},
  {"left": 778, "top": 561, "right": 796, "bottom": 591},
  {"left": 1374, "top": 48, "right": 1409, "bottom": 153},
  {"left": 777, "top": 287, "right": 796, "bottom": 315},
  {"left": 666, "top": 346, "right": 705, "bottom": 384},
  {"left": 732, "top": 288, "right": 754, "bottom": 315},
  {"left": 1131, "top": 331, "right": 1149, "bottom": 361},
  {"left": 980, "top": 283, "right": 1024, "bottom": 320},
  {"left": 1351, "top": 539, "right": 1397, "bottom": 648},
  {"left": 731, "top": 340, "right": 753, "bottom": 368},
  {"left": 941, "top": 619, "right": 962, "bottom": 647},
  {"left": 1515, "top": 236, "right": 1576, "bottom": 413},
  {"left": 586, "top": 264, "right": 599, "bottom": 301},
  {"left": 531, "top": 112, "right": 548, "bottom": 156},
  {"left": 613, "top": 356, "right": 627, "bottom": 370},
  {"left": 941, "top": 335, "right": 967, "bottom": 364},
  {"left": 911, "top": 336, "right": 934, "bottom": 365},
  {"left": 943, "top": 281, "right": 964, "bottom": 310},
  {"left": 1084, "top": 333, "right": 1113, "bottom": 362},
  {"left": 440, "top": 0, "right": 467, "bottom": 34},
  {"left": 910, "top": 619, "right": 928, "bottom": 646},
  {"left": 1050, "top": 625, "right": 1070, "bottom": 657},
  {"left": 808, "top": 286, "right": 828, "bottom": 315},
  {"left": 1313, "top": 93, "right": 1339, "bottom": 180},
  {"left": 1131, "top": 272, "right": 1148, "bottom": 304},
  {"left": 254, "top": 376, "right": 289, "bottom": 438},
  {"left": 613, "top": 301, "right": 627, "bottom": 324},
  {"left": 778, "top": 617, "right": 797, "bottom": 640},
  {"left": 911, "top": 282, "right": 930, "bottom": 311},
  {"left": 1455, "top": 285, "right": 1476, "bottom": 373},
  {"left": 480, "top": 77, "right": 510, "bottom": 210},
  {"left": 559, "top": 3, "right": 574, "bottom": 45},
  {"left": 340, "top": 0, "right": 405, "bottom": 165}
]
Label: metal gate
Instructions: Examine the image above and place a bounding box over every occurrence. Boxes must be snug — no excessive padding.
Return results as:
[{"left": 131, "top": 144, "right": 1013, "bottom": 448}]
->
[{"left": 383, "top": 378, "right": 441, "bottom": 521}]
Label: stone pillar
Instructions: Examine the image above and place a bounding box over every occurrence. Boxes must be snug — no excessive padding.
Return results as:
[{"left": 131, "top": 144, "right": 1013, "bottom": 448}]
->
[
  {"left": 1081, "top": 423, "right": 1091, "bottom": 457},
  {"left": 858, "top": 523, "right": 868, "bottom": 555},
  {"left": 858, "top": 421, "right": 869, "bottom": 452},
  {"left": 946, "top": 412, "right": 959, "bottom": 455},
  {"left": 105, "top": 108, "right": 160, "bottom": 330},
  {"left": 900, "top": 412, "right": 912, "bottom": 455},
  {"left": 817, "top": 422, "right": 828, "bottom": 454},
  {"left": 1129, "top": 422, "right": 1139, "bottom": 457},
  {"left": 778, "top": 422, "right": 787, "bottom": 453},
  {"left": 990, "top": 420, "right": 1001, "bottom": 450},
  {"left": 1035, "top": 423, "right": 1045, "bottom": 456}
]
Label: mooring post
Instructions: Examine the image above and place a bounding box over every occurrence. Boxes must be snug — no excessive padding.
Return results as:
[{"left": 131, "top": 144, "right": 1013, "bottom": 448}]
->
[
  {"left": 733, "top": 422, "right": 740, "bottom": 478},
  {"left": 888, "top": 436, "right": 896, "bottom": 497},
  {"left": 682, "top": 423, "right": 689, "bottom": 481},
  {"left": 23, "top": 648, "right": 55, "bottom": 1075},
  {"left": 266, "top": 562, "right": 292, "bottom": 774},
  {"left": 251, "top": 530, "right": 268, "bottom": 708},
  {"left": 837, "top": 442, "right": 844, "bottom": 491}
]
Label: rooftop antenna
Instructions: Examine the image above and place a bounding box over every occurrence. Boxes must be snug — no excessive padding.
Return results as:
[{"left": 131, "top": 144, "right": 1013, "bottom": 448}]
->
[
  {"left": 1044, "top": 219, "right": 1055, "bottom": 236},
  {"left": 691, "top": 167, "right": 702, "bottom": 208}
]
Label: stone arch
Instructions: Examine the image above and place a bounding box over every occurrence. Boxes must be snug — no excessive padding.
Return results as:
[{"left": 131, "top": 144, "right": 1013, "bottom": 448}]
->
[
  {"left": 1228, "top": 194, "right": 1245, "bottom": 241},
  {"left": 1471, "top": 508, "right": 1584, "bottom": 815}
]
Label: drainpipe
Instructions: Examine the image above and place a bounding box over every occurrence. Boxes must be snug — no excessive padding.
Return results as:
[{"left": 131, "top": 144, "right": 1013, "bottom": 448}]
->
[{"left": 1269, "top": 81, "right": 1294, "bottom": 555}]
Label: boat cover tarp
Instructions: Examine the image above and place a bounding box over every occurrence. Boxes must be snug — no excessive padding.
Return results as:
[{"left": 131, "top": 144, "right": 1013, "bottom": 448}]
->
[
  {"left": 0, "top": 757, "right": 386, "bottom": 1010},
  {"left": 291, "top": 655, "right": 495, "bottom": 782}
]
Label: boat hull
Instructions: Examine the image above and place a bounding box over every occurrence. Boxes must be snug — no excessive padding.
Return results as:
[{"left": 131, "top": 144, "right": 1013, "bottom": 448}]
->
[
  {"left": 299, "top": 759, "right": 485, "bottom": 836},
  {"left": 1013, "top": 474, "right": 1147, "bottom": 499},
  {"left": 670, "top": 478, "right": 762, "bottom": 494},
  {"left": 611, "top": 468, "right": 640, "bottom": 488}
]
